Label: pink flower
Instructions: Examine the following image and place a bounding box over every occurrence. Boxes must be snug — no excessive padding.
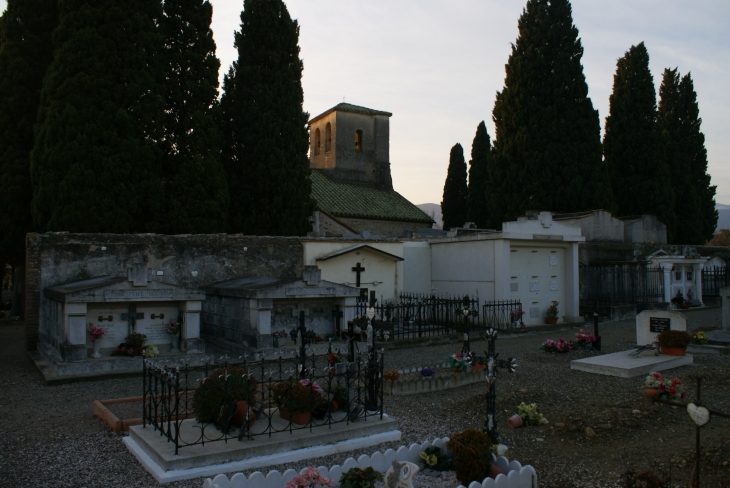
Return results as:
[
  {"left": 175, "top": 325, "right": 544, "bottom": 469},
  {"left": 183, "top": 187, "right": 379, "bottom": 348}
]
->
[{"left": 669, "top": 387, "right": 677, "bottom": 395}]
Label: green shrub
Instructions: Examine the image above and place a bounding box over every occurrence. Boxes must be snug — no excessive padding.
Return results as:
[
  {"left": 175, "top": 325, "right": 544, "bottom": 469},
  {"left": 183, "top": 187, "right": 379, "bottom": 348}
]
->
[
  {"left": 339, "top": 467, "right": 383, "bottom": 488},
  {"left": 192, "top": 367, "right": 257, "bottom": 423},
  {"left": 271, "top": 380, "right": 323, "bottom": 413},
  {"left": 447, "top": 429, "right": 493, "bottom": 485},
  {"left": 656, "top": 330, "right": 692, "bottom": 348}
]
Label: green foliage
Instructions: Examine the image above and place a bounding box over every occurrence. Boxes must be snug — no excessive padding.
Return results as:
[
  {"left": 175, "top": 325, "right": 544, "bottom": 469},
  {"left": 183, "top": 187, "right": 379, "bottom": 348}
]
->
[
  {"left": 125, "top": 333, "right": 148, "bottom": 349},
  {"left": 466, "top": 122, "right": 492, "bottom": 229},
  {"left": 338, "top": 467, "right": 383, "bottom": 488},
  {"left": 327, "top": 382, "right": 349, "bottom": 409},
  {"left": 271, "top": 381, "right": 323, "bottom": 413},
  {"left": 441, "top": 143, "right": 468, "bottom": 230},
  {"left": 603, "top": 43, "right": 675, "bottom": 240},
  {"left": 656, "top": 330, "right": 692, "bottom": 349},
  {"left": 491, "top": 0, "right": 612, "bottom": 227},
  {"left": 0, "top": 0, "right": 57, "bottom": 263},
  {"left": 192, "top": 367, "right": 257, "bottom": 423},
  {"left": 546, "top": 301, "right": 559, "bottom": 319},
  {"left": 517, "top": 402, "right": 546, "bottom": 425},
  {"left": 31, "top": 0, "right": 167, "bottom": 233},
  {"left": 448, "top": 429, "right": 494, "bottom": 485},
  {"left": 220, "top": 0, "right": 315, "bottom": 236},
  {"left": 158, "top": 0, "right": 229, "bottom": 234}
]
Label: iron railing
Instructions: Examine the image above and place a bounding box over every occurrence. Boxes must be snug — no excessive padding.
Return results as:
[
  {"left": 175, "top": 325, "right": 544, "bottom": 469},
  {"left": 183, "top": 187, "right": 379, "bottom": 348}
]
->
[
  {"left": 701, "top": 266, "right": 730, "bottom": 297},
  {"left": 580, "top": 265, "right": 664, "bottom": 305}
]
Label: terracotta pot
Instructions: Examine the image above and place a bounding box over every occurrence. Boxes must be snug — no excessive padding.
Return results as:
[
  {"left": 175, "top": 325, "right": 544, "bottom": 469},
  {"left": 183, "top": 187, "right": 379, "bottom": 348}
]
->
[
  {"left": 231, "top": 401, "right": 256, "bottom": 428},
  {"left": 660, "top": 346, "right": 687, "bottom": 356},
  {"left": 644, "top": 387, "right": 659, "bottom": 400},
  {"left": 507, "top": 414, "right": 523, "bottom": 429},
  {"left": 384, "top": 374, "right": 399, "bottom": 383},
  {"left": 544, "top": 317, "right": 558, "bottom": 325},
  {"left": 473, "top": 364, "right": 486, "bottom": 371},
  {"left": 279, "top": 408, "right": 311, "bottom": 425},
  {"left": 330, "top": 399, "right": 340, "bottom": 411},
  {"left": 490, "top": 463, "right": 506, "bottom": 479}
]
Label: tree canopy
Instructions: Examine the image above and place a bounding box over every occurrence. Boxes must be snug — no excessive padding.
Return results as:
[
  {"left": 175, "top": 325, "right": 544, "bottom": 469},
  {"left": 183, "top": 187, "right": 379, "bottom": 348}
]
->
[
  {"left": 441, "top": 143, "right": 468, "bottom": 231},
  {"left": 466, "top": 121, "right": 492, "bottom": 229}
]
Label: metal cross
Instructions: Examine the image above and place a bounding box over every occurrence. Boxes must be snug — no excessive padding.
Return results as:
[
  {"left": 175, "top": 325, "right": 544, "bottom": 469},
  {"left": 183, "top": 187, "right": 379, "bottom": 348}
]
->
[
  {"left": 481, "top": 328, "right": 517, "bottom": 443},
  {"left": 332, "top": 305, "right": 343, "bottom": 337},
  {"left": 351, "top": 262, "right": 365, "bottom": 287},
  {"left": 121, "top": 304, "right": 144, "bottom": 336}
]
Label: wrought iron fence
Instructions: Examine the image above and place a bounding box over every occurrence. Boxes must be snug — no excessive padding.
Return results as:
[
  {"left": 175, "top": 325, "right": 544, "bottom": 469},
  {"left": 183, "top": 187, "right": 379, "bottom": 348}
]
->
[
  {"left": 702, "top": 266, "right": 729, "bottom": 297},
  {"left": 354, "top": 293, "right": 522, "bottom": 339},
  {"left": 580, "top": 265, "right": 664, "bottom": 305},
  {"left": 142, "top": 344, "right": 384, "bottom": 454}
]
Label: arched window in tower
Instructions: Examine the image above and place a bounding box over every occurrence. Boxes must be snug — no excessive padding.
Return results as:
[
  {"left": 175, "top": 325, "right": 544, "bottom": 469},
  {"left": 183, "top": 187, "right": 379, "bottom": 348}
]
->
[
  {"left": 314, "top": 128, "right": 321, "bottom": 156},
  {"left": 324, "top": 123, "right": 332, "bottom": 153},
  {"left": 354, "top": 129, "right": 363, "bottom": 152}
]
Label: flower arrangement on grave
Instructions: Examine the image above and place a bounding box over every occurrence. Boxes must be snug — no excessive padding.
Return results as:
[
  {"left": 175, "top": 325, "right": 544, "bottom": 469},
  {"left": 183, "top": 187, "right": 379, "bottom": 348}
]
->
[
  {"left": 575, "top": 329, "right": 597, "bottom": 346},
  {"left": 516, "top": 402, "right": 548, "bottom": 425},
  {"left": 111, "top": 332, "right": 148, "bottom": 356},
  {"left": 420, "top": 367, "right": 435, "bottom": 377},
  {"left": 87, "top": 323, "right": 106, "bottom": 342},
  {"left": 644, "top": 372, "right": 686, "bottom": 402},
  {"left": 510, "top": 309, "right": 525, "bottom": 326},
  {"left": 143, "top": 345, "right": 159, "bottom": 358},
  {"left": 326, "top": 383, "right": 349, "bottom": 410},
  {"left": 540, "top": 338, "right": 574, "bottom": 353},
  {"left": 338, "top": 467, "right": 383, "bottom": 488},
  {"left": 164, "top": 320, "right": 180, "bottom": 335},
  {"left": 447, "top": 429, "right": 494, "bottom": 485},
  {"left": 690, "top": 331, "right": 708, "bottom": 345},
  {"left": 656, "top": 330, "right": 692, "bottom": 354},
  {"left": 271, "top": 379, "right": 323, "bottom": 421},
  {"left": 383, "top": 368, "right": 400, "bottom": 382},
  {"left": 327, "top": 351, "right": 342, "bottom": 374},
  {"left": 273, "top": 329, "right": 289, "bottom": 338},
  {"left": 284, "top": 466, "right": 333, "bottom": 488},
  {"left": 671, "top": 291, "right": 691, "bottom": 309},
  {"left": 418, "top": 445, "right": 453, "bottom": 471},
  {"left": 447, "top": 353, "right": 467, "bottom": 372},
  {"left": 192, "top": 367, "right": 257, "bottom": 424}
]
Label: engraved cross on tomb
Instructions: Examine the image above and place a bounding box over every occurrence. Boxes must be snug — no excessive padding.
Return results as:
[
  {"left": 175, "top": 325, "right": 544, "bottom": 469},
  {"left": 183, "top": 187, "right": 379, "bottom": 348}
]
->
[{"left": 122, "top": 304, "right": 144, "bottom": 335}]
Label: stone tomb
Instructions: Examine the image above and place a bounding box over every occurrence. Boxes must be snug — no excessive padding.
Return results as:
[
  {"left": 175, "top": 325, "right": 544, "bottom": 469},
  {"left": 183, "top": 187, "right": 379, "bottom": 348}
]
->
[
  {"left": 43, "top": 267, "right": 205, "bottom": 362},
  {"left": 636, "top": 310, "right": 687, "bottom": 346},
  {"left": 202, "top": 266, "right": 360, "bottom": 351}
]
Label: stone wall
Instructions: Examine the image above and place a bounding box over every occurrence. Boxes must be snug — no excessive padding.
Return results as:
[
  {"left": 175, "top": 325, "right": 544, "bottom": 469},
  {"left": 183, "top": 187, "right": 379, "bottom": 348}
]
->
[{"left": 25, "top": 233, "right": 304, "bottom": 351}]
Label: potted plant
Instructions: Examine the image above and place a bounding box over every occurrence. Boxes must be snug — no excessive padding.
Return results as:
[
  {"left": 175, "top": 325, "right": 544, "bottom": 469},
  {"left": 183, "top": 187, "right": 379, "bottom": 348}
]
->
[
  {"left": 447, "top": 353, "right": 467, "bottom": 373},
  {"left": 191, "top": 367, "right": 257, "bottom": 423},
  {"left": 87, "top": 323, "right": 106, "bottom": 358},
  {"left": 164, "top": 319, "right": 181, "bottom": 352},
  {"left": 574, "top": 329, "right": 597, "bottom": 350},
  {"left": 284, "top": 466, "right": 333, "bottom": 488},
  {"left": 510, "top": 309, "right": 525, "bottom": 328},
  {"left": 644, "top": 371, "right": 686, "bottom": 402},
  {"left": 690, "top": 331, "right": 708, "bottom": 344},
  {"left": 272, "top": 379, "right": 324, "bottom": 424},
  {"left": 656, "top": 330, "right": 692, "bottom": 356},
  {"left": 383, "top": 368, "right": 399, "bottom": 382},
  {"left": 420, "top": 367, "right": 435, "bottom": 378},
  {"left": 447, "top": 429, "right": 494, "bottom": 485},
  {"left": 545, "top": 301, "right": 559, "bottom": 324},
  {"left": 338, "top": 467, "right": 383, "bottom": 488}
]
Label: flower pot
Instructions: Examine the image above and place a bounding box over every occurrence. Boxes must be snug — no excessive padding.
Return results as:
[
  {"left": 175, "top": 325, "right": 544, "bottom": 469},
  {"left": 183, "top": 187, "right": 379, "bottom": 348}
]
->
[
  {"left": 644, "top": 387, "right": 660, "bottom": 401},
  {"left": 92, "top": 340, "right": 102, "bottom": 359},
  {"left": 544, "top": 317, "right": 558, "bottom": 325},
  {"left": 507, "top": 414, "right": 523, "bottom": 429},
  {"left": 231, "top": 401, "right": 256, "bottom": 428},
  {"left": 660, "top": 346, "right": 687, "bottom": 356},
  {"left": 473, "top": 363, "right": 486, "bottom": 371},
  {"left": 330, "top": 399, "right": 340, "bottom": 411},
  {"left": 170, "top": 334, "right": 180, "bottom": 353},
  {"left": 279, "top": 408, "right": 311, "bottom": 425},
  {"left": 451, "top": 368, "right": 465, "bottom": 374},
  {"left": 384, "top": 374, "right": 399, "bottom": 383},
  {"left": 490, "top": 463, "right": 506, "bottom": 479}
]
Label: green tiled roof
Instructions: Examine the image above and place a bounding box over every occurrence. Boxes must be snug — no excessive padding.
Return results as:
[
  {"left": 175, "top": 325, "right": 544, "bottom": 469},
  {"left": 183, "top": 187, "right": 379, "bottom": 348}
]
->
[
  {"left": 309, "top": 103, "right": 392, "bottom": 124},
  {"left": 310, "top": 170, "right": 433, "bottom": 224}
]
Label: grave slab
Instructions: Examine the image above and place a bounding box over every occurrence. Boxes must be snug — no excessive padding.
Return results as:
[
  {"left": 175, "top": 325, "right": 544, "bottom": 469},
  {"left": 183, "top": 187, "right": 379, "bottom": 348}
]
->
[
  {"left": 570, "top": 350, "right": 693, "bottom": 378},
  {"left": 125, "top": 414, "right": 400, "bottom": 483}
]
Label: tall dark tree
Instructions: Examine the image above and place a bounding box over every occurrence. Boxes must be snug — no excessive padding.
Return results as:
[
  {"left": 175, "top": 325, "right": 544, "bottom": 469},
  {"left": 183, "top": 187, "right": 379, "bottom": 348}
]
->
[
  {"left": 0, "top": 0, "right": 57, "bottom": 263},
  {"left": 658, "top": 68, "right": 702, "bottom": 244},
  {"left": 466, "top": 121, "right": 492, "bottom": 228},
  {"left": 31, "top": 0, "right": 166, "bottom": 233},
  {"left": 159, "top": 0, "right": 229, "bottom": 234},
  {"left": 441, "top": 143, "right": 468, "bottom": 230},
  {"left": 220, "top": 0, "right": 314, "bottom": 236},
  {"left": 678, "top": 73, "right": 717, "bottom": 241},
  {"left": 604, "top": 43, "right": 675, "bottom": 240},
  {"left": 491, "top": 0, "right": 612, "bottom": 226}
]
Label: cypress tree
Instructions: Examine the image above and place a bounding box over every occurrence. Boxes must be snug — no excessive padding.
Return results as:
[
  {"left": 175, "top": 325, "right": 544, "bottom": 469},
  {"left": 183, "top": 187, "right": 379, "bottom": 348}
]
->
[
  {"left": 441, "top": 143, "right": 468, "bottom": 230},
  {"left": 491, "top": 0, "right": 612, "bottom": 225},
  {"left": 159, "top": 0, "right": 229, "bottom": 234},
  {"left": 678, "top": 73, "right": 717, "bottom": 241},
  {"left": 220, "top": 0, "right": 315, "bottom": 236},
  {"left": 31, "top": 0, "right": 166, "bottom": 233},
  {"left": 466, "top": 121, "right": 492, "bottom": 229},
  {"left": 658, "top": 68, "right": 702, "bottom": 244},
  {"left": 0, "top": 0, "right": 57, "bottom": 263},
  {"left": 603, "top": 43, "right": 675, "bottom": 240}
]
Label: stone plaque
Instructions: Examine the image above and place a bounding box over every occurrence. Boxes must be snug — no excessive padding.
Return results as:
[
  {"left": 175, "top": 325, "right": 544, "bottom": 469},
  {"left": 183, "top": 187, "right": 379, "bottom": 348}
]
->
[
  {"left": 636, "top": 310, "right": 686, "bottom": 346},
  {"left": 530, "top": 307, "right": 540, "bottom": 318},
  {"left": 549, "top": 256, "right": 557, "bottom": 266},
  {"left": 104, "top": 289, "right": 173, "bottom": 300},
  {"left": 549, "top": 281, "right": 558, "bottom": 291},
  {"left": 686, "top": 403, "right": 711, "bottom": 427},
  {"left": 510, "top": 283, "right": 518, "bottom": 292},
  {"left": 649, "top": 317, "right": 670, "bottom": 333},
  {"left": 529, "top": 281, "right": 539, "bottom": 292}
]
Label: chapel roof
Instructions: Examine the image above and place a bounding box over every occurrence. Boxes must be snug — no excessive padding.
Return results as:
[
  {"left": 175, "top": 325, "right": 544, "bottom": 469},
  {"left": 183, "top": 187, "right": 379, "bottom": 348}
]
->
[
  {"left": 310, "top": 170, "right": 433, "bottom": 224},
  {"left": 308, "top": 103, "right": 392, "bottom": 125}
]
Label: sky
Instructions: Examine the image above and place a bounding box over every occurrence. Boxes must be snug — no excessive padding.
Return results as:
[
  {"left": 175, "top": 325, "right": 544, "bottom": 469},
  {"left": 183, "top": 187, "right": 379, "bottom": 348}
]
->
[{"left": 2, "top": 0, "right": 729, "bottom": 206}]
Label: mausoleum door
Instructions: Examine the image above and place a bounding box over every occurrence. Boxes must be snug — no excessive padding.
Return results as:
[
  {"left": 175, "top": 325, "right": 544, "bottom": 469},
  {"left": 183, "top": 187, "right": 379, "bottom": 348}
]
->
[{"left": 511, "top": 247, "right": 566, "bottom": 323}]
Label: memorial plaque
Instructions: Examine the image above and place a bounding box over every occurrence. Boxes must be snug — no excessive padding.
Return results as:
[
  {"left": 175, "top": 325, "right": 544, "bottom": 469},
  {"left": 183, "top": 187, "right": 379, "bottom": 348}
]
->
[
  {"left": 510, "top": 283, "right": 518, "bottom": 292},
  {"left": 529, "top": 281, "right": 539, "bottom": 292},
  {"left": 105, "top": 289, "right": 173, "bottom": 300},
  {"left": 549, "top": 256, "right": 557, "bottom": 266},
  {"left": 549, "top": 281, "right": 558, "bottom": 291},
  {"left": 650, "top": 317, "right": 670, "bottom": 333}
]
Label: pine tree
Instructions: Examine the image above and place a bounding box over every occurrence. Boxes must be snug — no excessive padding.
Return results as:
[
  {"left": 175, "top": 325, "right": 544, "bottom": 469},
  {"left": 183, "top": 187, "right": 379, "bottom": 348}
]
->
[
  {"left": 31, "top": 0, "right": 167, "bottom": 233},
  {"left": 491, "top": 0, "right": 612, "bottom": 226},
  {"left": 658, "top": 68, "right": 702, "bottom": 244},
  {"left": 678, "top": 73, "right": 717, "bottom": 241},
  {"left": 466, "top": 121, "right": 492, "bottom": 229},
  {"left": 603, "top": 43, "right": 675, "bottom": 240},
  {"left": 0, "top": 0, "right": 57, "bottom": 263},
  {"left": 159, "top": 0, "right": 229, "bottom": 234},
  {"left": 220, "top": 0, "right": 314, "bottom": 236},
  {"left": 441, "top": 143, "right": 468, "bottom": 230}
]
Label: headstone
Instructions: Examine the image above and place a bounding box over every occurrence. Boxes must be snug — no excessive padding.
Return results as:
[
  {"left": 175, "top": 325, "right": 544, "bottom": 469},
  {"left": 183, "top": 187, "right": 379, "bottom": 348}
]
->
[{"left": 636, "top": 310, "right": 687, "bottom": 346}]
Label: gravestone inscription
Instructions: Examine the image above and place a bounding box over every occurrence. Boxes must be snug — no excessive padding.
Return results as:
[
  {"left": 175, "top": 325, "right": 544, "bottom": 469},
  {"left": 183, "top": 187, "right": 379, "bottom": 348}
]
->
[{"left": 636, "top": 310, "right": 687, "bottom": 346}]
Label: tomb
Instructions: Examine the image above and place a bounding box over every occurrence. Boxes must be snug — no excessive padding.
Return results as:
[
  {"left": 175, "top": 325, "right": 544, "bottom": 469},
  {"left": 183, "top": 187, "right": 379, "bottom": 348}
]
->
[
  {"left": 202, "top": 266, "right": 360, "bottom": 352},
  {"left": 646, "top": 251, "right": 709, "bottom": 306}
]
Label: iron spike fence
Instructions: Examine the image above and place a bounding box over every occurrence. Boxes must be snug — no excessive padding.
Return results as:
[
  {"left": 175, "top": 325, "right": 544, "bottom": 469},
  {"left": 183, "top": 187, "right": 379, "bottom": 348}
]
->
[
  {"left": 701, "top": 266, "right": 730, "bottom": 297},
  {"left": 142, "top": 343, "right": 384, "bottom": 455},
  {"left": 580, "top": 265, "right": 664, "bottom": 305},
  {"left": 354, "top": 293, "right": 522, "bottom": 340}
]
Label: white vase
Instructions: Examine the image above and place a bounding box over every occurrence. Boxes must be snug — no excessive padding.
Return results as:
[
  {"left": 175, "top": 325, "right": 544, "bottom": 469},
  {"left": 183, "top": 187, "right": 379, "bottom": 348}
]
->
[
  {"left": 171, "top": 334, "right": 180, "bottom": 353},
  {"left": 92, "top": 340, "right": 101, "bottom": 358}
]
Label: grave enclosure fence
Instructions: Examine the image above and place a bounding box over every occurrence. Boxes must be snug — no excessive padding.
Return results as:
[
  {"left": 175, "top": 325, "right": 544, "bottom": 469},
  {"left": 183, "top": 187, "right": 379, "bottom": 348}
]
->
[
  {"left": 701, "top": 266, "right": 730, "bottom": 297},
  {"left": 354, "top": 293, "right": 523, "bottom": 340},
  {"left": 142, "top": 345, "right": 384, "bottom": 455},
  {"left": 580, "top": 265, "right": 664, "bottom": 309}
]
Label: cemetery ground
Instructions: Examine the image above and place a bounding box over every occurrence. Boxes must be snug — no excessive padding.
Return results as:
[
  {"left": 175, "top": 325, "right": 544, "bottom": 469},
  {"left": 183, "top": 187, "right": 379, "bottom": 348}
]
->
[{"left": 1, "top": 310, "right": 729, "bottom": 488}]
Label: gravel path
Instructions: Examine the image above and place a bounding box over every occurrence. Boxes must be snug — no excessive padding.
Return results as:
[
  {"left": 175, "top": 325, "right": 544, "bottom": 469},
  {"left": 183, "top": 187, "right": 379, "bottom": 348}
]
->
[{"left": 1, "top": 310, "right": 729, "bottom": 487}]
